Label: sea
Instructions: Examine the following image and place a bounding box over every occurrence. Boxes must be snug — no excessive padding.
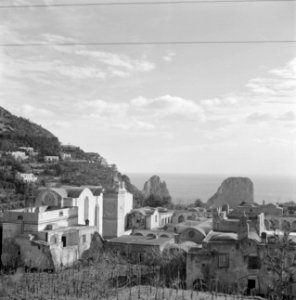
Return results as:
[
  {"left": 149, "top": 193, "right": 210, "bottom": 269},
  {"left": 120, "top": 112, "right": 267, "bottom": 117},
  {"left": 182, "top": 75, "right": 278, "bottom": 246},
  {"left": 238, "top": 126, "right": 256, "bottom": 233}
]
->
[{"left": 127, "top": 173, "right": 296, "bottom": 205}]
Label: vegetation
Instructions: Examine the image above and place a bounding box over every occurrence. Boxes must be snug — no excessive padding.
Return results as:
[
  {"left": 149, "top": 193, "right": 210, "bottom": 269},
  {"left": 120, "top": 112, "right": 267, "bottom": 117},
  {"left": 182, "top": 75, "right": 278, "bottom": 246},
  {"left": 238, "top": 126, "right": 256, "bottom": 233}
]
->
[{"left": 262, "top": 222, "right": 296, "bottom": 299}]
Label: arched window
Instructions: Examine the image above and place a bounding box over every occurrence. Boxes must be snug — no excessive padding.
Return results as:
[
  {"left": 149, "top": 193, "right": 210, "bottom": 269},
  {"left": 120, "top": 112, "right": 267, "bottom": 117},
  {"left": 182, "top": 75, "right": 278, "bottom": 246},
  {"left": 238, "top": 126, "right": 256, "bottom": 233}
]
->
[{"left": 84, "top": 196, "right": 89, "bottom": 223}]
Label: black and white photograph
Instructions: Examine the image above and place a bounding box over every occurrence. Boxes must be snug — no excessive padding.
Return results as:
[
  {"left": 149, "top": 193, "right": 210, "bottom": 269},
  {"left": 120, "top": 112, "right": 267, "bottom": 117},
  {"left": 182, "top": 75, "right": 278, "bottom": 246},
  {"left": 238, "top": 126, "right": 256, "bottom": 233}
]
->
[{"left": 0, "top": 0, "right": 295, "bottom": 299}]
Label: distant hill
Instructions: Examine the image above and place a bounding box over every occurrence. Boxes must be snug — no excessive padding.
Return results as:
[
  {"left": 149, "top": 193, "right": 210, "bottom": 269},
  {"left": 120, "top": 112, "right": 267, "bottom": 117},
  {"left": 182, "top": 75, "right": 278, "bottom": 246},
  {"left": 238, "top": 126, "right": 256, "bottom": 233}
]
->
[
  {"left": 0, "top": 106, "right": 60, "bottom": 155},
  {"left": 0, "top": 106, "right": 143, "bottom": 208}
]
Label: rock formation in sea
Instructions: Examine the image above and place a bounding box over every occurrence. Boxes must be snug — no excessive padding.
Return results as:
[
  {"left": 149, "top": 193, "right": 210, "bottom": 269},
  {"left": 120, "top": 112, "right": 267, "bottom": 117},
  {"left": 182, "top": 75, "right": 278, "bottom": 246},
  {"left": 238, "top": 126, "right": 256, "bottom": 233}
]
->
[
  {"left": 142, "top": 175, "right": 172, "bottom": 207},
  {"left": 207, "top": 177, "right": 254, "bottom": 208}
]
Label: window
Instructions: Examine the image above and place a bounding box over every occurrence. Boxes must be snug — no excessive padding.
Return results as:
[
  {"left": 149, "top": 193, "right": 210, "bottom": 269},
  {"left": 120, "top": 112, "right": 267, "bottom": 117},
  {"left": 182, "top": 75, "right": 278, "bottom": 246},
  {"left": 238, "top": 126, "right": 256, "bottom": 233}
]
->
[
  {"left": 138, "top": 252, "right": 144, "bottom": 262},
  {"left": 17, "top": 215, "right": 23, "bottom": 220},
  {"left": 218, "top": 254, "right": 229, "bottom": 268},
  {"left": 248, "top": 256, "right": 260, "bottom": 269},
  {"left": 82, "top": 234, "right": 86, "bottom": 244},
  {"left": 59, "top": 211, "right": 63, "bottom": 217}
]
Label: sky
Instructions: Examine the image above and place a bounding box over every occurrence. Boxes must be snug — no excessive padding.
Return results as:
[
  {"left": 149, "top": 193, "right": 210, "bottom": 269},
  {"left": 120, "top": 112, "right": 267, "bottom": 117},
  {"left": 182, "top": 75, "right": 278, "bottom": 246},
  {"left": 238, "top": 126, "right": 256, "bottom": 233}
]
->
[{"left": 0, "top": 0, "right": 295, "bottom": 176}]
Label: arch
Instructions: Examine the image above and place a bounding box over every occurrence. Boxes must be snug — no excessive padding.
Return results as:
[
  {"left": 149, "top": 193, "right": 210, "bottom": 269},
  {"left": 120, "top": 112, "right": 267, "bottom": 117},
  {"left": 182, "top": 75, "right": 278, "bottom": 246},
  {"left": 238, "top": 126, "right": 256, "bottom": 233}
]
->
[
  {"left": 178, "top": 215, "right": 185, "bottom": 223},
  {"left": 133, "top": 232, "right": 143, "bottom": 236},
  {"left": 147, "top": 233, "right": 157, "bottom": 239},
  {"left": 160, "top": 234, "right": 170, "bottom": 238},
  {"left": 84, "top": 196, "right": 89, "bottom": 223}
]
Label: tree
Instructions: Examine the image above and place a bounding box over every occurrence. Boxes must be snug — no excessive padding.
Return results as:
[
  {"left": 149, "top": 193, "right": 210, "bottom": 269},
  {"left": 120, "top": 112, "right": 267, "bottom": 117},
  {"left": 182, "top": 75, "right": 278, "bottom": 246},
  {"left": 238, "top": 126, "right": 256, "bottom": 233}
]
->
[{"left": 262, "top": 222, "right": 296, "bottom": 299}]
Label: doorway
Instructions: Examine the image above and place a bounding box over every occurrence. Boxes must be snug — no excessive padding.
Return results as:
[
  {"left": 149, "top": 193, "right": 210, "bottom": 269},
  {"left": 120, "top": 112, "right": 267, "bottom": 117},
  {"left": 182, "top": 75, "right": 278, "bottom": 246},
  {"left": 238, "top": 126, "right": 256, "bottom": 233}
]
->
[
  {"left": 247, "top": 279, "right": 256, "bottom": 294},
  {"left": 61, "top": 236, "right": 67, "bottom": 247}
]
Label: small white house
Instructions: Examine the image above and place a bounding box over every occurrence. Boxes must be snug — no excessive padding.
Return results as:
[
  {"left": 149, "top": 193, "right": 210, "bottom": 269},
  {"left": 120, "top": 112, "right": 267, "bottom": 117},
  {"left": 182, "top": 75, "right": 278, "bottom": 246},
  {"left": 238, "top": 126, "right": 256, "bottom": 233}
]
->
[
  {"left": 16, "top": 172, "right": 38, "bottom": 183},
  {"left": 10, "top": 151, "right": 28, "bottom": 161},
  {"left": 44, "top": 156, "right": 59, "bottom": 163}
]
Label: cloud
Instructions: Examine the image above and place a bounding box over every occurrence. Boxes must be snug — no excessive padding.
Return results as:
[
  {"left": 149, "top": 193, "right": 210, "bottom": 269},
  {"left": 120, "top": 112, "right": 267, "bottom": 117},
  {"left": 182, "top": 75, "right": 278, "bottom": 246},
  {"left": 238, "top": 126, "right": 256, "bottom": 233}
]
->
[
  {"left": 276, "top": 111, "right": 295, "bottom": 121},
  {"left": 246, "top": 111, "right": 296, "bottom": 123},
  {"left": 75, "top": 99, "right": 129, "bottom": 118},
  {"left": 76, "top": 50, "right": 155, "bottom": 72},
  {"left": 56, "top": 65, "right": 107, "bottom": 79},
  {"left": 269, "top": 58, "right": 296, "bottom": 79},
  {"left": 246, "top": 112, "right": 272, "bottom": 122},
  {"left": 130, "top": 95, "right": 205, "bottom": 120},
  {"left": 162, "top": 51, "right": 176, "bottom": 62},
  {"left": 114, "top": 120, "right": 155, "bottom": 131},
  {"left": 245, "top": 58, "right": 296, "bottom": 98},
  {"left": 200, "top": 96, "right": 238, "bottom": 108},
  {"left": 9, "top": 104, "right": 54, "bottom": 120}
]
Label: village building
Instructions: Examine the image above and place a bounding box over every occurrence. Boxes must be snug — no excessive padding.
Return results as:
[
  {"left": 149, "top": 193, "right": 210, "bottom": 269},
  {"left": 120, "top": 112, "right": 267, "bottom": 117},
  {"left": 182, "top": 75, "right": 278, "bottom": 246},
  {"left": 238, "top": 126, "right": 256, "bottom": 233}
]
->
[
  {"left": 9, "top": 151, "right": 28, "bottom": 161},
  {"left": 171, "top": 208, "right": 208, "bottom": 224},
  {"left": 126, "top": 207, "right": 174, "bottom": 231},
  {"left": 166, "top": 219, "right": 212, "bottom": 245},
  {"left": 228, "top": 202, "right": 296, "bottom": 232},
  {"left": 131, "top": 229, "right": 177, "bottom": 239},
  {"left": 19, "top": 146, "right": 35, "bottom": 154},
  {"left": 186, "top": 208, "right": 264, "bottom": 293},
  {"left": 103, "top": 182, "right": 133, "bottom": 239},
  {"left": 44, "top": 156, "right": 59, "bottom": 163},
  {"left": 186, "top": 206, "right": 296, "bottom": 297},
  {"left": 107, "top": 234, "right": 175, "bottom": 263},
  {"left": 35, "top": 186, "right": 103, "bottom": 235},
  {"left": 16, "top": 172, "right": 38, "bottom": 183},
  {"left": 61, "top": 152, "right": 71, "bottom": 160},
  {"left": 0, "top": 205, "right": 103, "bottom": 270}
]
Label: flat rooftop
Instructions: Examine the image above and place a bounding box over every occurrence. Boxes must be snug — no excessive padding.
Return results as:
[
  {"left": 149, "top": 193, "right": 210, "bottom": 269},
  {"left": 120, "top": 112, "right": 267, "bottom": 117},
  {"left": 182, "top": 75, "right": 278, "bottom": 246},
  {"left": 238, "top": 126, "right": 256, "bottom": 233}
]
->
[{"left": 108, "top": 235, "right": 174, "bottom": 246}]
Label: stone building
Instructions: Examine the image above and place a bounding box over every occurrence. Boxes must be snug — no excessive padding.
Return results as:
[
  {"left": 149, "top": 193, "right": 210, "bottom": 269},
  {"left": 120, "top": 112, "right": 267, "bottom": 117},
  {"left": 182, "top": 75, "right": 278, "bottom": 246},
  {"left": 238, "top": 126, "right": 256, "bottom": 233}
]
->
[
  {"left": 107, "top": 234, "right": 175, "bottom": 263},
  {"left": 126, "top": 207, "right": 174, "bottom": 231},
  {"left": 186, "top": 209, "right": 264, "bottom": 293},
  {"left": 102, "top": 182, "right": 133, "bottom": 239},
  {"left": 1, "top": 205, "right": 103, "bottom": 270},
  {"left": 171, "top": 208, "right": 208, "bottom": 224},
  {"left": 186, "top": 206, "right": 296, "bottom": 297}
]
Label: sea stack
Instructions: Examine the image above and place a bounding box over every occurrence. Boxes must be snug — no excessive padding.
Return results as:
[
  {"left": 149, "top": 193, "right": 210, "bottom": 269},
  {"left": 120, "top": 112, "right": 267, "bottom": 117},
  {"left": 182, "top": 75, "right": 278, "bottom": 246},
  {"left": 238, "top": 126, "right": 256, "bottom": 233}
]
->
[
  {"left": 142, "top": 175, "right": 171, "bottom": 207},
  {"left": 207, "top": 177, "right": 254, "bottom": 208}
]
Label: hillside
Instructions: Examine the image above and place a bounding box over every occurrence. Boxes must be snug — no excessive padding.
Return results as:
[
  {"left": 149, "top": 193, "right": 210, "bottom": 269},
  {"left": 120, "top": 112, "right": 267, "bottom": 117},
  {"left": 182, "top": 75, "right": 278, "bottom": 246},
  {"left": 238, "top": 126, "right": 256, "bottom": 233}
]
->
[
  {"left": 0, "top": 106, "right": 60, "bottom": 156},
  {"left": 0, "top": 106, "right": 143, "bottom": 208}
]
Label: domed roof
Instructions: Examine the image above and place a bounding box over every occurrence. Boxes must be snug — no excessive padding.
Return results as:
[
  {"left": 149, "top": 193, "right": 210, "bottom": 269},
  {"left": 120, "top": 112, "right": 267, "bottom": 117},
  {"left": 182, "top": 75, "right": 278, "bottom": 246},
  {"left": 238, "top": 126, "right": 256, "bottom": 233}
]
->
[{"left": 204, "top": 230, "right": 238, "bottom": 242}]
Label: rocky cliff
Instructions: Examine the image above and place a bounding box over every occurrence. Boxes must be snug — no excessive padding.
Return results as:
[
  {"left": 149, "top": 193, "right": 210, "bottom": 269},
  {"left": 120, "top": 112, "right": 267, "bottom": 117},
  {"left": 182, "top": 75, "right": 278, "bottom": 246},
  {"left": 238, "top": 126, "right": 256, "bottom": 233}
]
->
[
  {"left": 142, "top": 175, "right": 171, "bottom": 207},
  {"left": 207, "top": 177, "right": 254, "bottom": 208}
]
